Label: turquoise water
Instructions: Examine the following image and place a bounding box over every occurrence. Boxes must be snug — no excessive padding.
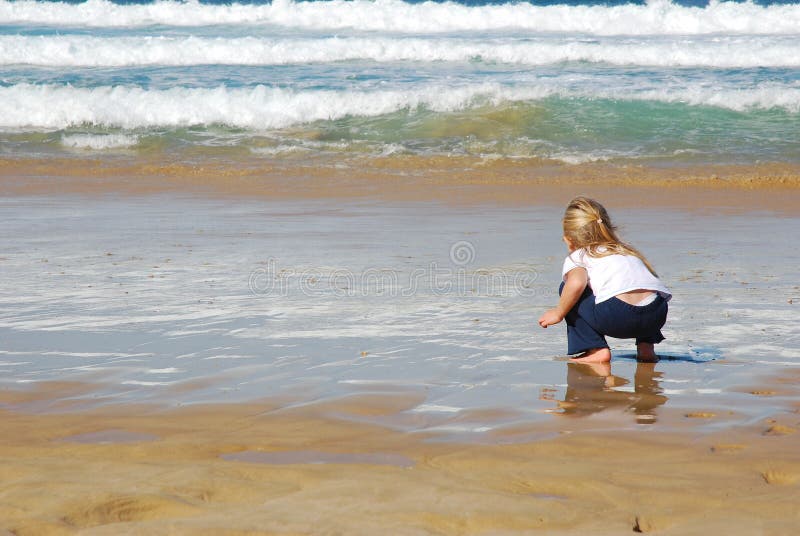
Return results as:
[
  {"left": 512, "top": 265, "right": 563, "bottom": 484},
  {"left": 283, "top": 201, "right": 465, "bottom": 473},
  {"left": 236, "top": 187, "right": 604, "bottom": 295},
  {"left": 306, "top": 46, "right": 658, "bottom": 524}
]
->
[{"left": 0, "top": 0, "right": 799, "bottom": 165}]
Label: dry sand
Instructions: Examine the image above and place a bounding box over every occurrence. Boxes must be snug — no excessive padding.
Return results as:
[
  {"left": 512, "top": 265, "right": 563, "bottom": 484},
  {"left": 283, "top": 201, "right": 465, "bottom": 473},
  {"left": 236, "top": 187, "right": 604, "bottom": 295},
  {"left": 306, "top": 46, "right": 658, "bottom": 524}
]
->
[{"left": 2, "top": 156, "right": 799, "bottom": 534}]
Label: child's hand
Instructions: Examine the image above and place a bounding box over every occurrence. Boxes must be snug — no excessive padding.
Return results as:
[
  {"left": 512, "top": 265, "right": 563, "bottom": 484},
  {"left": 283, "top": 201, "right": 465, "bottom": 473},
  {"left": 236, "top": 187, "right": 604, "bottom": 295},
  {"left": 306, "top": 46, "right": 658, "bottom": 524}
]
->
[{"left": 538, "top": 308, "right": 563, "bottom": 328}]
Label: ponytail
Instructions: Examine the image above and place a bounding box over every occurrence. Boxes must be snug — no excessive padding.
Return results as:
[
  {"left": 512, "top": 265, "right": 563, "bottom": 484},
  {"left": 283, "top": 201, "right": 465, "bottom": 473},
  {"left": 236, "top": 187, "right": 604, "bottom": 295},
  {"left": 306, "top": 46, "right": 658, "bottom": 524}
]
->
[{"left": 563, "top": 197, "right": 658, "bottom": 276}]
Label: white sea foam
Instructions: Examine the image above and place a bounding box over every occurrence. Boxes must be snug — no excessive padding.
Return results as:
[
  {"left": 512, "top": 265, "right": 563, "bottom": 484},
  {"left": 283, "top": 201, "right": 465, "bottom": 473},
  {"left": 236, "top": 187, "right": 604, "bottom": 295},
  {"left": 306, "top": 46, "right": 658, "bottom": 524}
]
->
[
  {"left": 413, "top": 404, "right": 463, "bottom": 413},
  {"left": 249, "top": 144, "right": 314, "bottom": 156},
  {"left": 550, "top": 152, "right": 615, "bottom": 165},
  {"left": 1, "top": 0, "right": 799, "bottom": 35},
  {"left": 61, "top": 133, "right": 139, "bottom": 150},
  {"left": 1, "top": 82, "right": 797, "bottom": 131},
  {"left": 2, "top": 34, "right": 799, "bottom": 68},
  {"left": 0, "top": 83, "right": 554, "bottom": 130},
  {"left": 121, "top": 380, "right": 175, "bottom": 386},
  {"left": 635, "top": 85, "right": 800, "bottom": 113}
]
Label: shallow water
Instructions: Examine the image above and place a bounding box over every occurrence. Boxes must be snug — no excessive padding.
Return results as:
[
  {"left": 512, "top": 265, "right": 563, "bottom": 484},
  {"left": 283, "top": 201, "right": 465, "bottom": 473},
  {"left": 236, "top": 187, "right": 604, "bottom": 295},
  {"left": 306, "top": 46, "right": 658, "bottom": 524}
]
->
[{"left": 1, "top": 194, "right": 798, "bottom": 439}]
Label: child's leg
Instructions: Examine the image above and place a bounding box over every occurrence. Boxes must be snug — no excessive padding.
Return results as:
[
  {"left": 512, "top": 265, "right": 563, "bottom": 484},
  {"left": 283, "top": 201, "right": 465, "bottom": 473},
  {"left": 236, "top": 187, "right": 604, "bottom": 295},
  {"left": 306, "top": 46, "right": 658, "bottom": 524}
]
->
[
  {"left": 635, "top": 299, "right": 668, "bottom": 362},
  {"left": 636, "top": 342, "right": 657, "bottom": 362},
  {"left": 559, "top": 283, "right": 611, "bottom": 362}
]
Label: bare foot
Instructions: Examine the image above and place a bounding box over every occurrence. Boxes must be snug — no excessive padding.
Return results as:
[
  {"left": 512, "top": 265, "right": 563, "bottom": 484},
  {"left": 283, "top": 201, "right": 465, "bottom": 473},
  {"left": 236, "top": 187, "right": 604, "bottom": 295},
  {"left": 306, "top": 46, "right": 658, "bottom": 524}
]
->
[
  {"left": 637, "top": 342, "right": 658, "bottom": 362},
  {"left": 579, "top": 361, "right": 612, "bottom": 378},
  {"left": 570, "top": 347, "right": 612, "bottom": 363}
]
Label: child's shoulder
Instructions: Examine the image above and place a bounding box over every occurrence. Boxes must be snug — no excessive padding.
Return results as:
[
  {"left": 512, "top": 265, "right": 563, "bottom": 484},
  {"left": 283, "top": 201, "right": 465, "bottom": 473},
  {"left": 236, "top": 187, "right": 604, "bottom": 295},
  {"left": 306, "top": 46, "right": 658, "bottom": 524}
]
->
[
  {"left": 563, "top": 248, "right": 589, "bottom": 269},
  {"left": 570, "top": 247, "right": 604, "bottom": 259}
]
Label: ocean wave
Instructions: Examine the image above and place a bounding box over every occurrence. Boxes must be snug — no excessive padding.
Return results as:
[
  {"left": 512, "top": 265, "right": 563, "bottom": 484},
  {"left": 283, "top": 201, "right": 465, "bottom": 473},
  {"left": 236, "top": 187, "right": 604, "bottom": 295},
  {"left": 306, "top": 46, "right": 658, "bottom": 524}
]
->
[
  {"left": 61, "top": 133, "right": 140, "bottom": 149},
  {"left": 1, "top": 0, "right": 799, "bottom": 35},
  {"left": 2, "top": 34, "right": 799, "bottom": 68},
  {"left": 0, "top": 83, "right": 553, "bottom": 129},
  {"left": 0, "top": 83, "right": 797, "bottom": 131}
]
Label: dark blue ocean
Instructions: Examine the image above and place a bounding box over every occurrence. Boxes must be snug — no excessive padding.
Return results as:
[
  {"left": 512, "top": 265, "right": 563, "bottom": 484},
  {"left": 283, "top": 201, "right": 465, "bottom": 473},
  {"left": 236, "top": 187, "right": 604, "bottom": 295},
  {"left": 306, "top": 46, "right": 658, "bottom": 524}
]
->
[{"left": 1, "top": 0, "right": 798, "bottom": 165}]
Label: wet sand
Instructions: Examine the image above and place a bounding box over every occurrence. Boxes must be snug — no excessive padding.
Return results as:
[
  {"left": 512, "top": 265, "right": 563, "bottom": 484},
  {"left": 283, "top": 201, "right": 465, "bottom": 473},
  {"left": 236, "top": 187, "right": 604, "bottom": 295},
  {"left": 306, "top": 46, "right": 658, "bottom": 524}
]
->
[
  {"left": 1, "top": 377, "right": 799, "bottom": 535},
  {"left": 1, "top": 156, "right": 799, "bottom": 534},
  {"left": 2, "top": 155, "right": 800, "bottom": 212}
]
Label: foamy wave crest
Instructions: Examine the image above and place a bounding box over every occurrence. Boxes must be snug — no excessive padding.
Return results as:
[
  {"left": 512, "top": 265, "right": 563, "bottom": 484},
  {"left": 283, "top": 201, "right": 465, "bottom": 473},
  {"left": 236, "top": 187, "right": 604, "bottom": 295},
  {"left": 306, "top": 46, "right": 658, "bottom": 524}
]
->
[
  {"left": 636, "top": 85, "right": 800, "bottom": 113},
  {"left": 0, "top": 82, "right": 797, "bottom": 131},
  {"left": 2, "top": 34, "right": 800, "bottom": 68},
  {"left": 61, "top": 133, "right": 139, "bottom": 149},
  {"left": 1, "top": 0, "right": 800, "bottom": 35},
  {"left": 0, "top": 83, "right": 555, "bottom": 130}
]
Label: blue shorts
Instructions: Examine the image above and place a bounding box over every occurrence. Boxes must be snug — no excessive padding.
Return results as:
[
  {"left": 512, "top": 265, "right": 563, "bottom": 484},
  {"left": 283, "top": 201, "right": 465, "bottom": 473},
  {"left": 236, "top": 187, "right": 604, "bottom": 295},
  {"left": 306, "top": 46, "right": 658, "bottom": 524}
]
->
[{"left": 559, "top": 283, "right": 668, "bottom": 355}]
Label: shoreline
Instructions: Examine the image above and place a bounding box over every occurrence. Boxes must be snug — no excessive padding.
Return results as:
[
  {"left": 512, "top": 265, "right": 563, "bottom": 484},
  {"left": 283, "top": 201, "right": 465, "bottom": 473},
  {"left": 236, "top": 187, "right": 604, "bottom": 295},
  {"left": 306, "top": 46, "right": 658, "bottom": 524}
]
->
[{"left": 2, "top": 155, "right": 800, "bottom": 212}]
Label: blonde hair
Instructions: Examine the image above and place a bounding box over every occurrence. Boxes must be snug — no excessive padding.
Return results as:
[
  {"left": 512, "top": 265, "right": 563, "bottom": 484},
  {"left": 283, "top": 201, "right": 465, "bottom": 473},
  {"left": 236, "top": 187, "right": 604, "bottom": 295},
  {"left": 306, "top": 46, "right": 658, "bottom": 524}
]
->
[{"left": 562, "top": 196, "right": 658, "bottom": 276}]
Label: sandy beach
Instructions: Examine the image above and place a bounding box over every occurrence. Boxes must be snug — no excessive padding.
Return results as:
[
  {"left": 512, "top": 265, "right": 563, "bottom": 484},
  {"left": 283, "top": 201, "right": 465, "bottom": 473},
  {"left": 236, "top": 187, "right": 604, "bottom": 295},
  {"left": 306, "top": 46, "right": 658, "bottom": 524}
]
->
[
  {"left": 3, "top": 0, "right": 800, "bottom": 532},
  {"left": 3, "top": 155, "right": 800, "bottom": 211},
  {"left": 1, "top": 156, "right": 799, "bottom": 535},
  {"left": 1, "top": 374, "right": 799, "bottom": 535}
]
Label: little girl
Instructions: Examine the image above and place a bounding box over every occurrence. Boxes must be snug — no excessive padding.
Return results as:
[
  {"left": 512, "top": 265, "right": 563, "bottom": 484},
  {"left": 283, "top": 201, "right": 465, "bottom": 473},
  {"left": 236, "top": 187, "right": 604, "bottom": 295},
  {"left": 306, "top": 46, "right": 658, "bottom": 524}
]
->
[{"left": 538, "top": 196, "right": 671, "bottom": 363}]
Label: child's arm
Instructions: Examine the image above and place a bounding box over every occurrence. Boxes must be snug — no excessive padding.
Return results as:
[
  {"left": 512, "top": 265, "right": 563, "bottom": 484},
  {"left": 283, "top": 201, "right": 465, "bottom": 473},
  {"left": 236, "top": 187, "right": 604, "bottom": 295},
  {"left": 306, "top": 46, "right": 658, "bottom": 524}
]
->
[{"left": 538, "top": 267, "right": 588, "bottom": 328}]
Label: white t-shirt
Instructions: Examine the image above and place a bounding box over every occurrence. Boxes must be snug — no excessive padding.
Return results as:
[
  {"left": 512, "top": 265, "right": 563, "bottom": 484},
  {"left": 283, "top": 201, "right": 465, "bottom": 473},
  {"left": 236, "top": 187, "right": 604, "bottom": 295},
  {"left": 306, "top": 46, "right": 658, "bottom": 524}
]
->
[{"left": 562, "top": 247, "right": 671, "bottom": 304}]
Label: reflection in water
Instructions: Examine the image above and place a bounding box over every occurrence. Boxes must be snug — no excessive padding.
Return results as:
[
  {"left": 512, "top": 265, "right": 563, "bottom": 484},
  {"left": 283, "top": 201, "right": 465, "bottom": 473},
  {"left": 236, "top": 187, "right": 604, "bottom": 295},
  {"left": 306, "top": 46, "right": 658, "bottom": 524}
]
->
[{"left": 544, "top": 362, "right": 668, "bottom": 424}]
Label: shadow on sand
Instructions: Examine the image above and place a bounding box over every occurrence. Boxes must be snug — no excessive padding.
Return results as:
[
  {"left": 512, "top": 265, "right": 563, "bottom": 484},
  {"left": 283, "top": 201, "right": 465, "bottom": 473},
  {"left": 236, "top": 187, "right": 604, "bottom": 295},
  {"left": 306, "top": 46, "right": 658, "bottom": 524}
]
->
[{"left": 613, "top": 349, "right": 720, "bottom": 364}]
